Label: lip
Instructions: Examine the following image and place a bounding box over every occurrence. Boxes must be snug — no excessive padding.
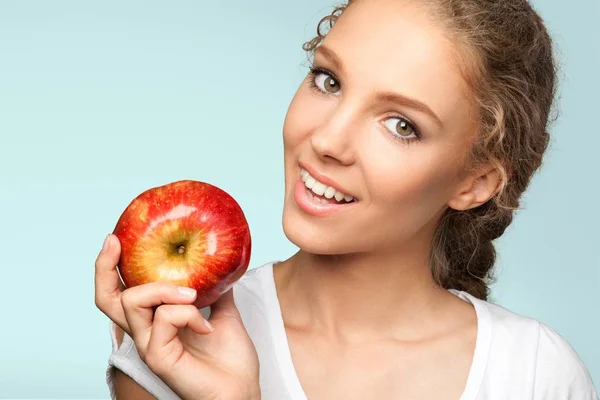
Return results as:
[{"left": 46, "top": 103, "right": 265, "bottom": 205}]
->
[
  {"left": 298, "top": 162, "right": 357, "bottom": 200},
  {"left": 293, "top": 176, "right": 358, "bottom": 217}
]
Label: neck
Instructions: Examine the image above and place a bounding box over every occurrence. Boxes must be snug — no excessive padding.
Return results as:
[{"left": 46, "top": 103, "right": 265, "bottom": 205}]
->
[{"left": 275, "top": 239, "right": 455, "bottom": 343}]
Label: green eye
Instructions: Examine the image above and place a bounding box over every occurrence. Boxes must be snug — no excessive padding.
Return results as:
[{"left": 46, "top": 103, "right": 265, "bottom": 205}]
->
[
  {"left": 310, "top": 68, "right": 341, "bottom": 95},
  {"left": 383, "top": 116, "right": 420, "bottom": 142},
  {"left": 396, "top": 119, "right": 415, "bottom": 137},
  {"left": 323, "top": 76, "right": 340, "bottom": 93}
]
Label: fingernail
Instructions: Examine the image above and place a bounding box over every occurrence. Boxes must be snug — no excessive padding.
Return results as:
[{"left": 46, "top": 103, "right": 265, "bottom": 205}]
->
[
  {"left": 177, "top": 286, "right": 196, "bottom": 298},
  {"left": 204, "top": 319, "right": 214, "bottom": 332},
  {"left": 102, "top": 235, "right": 111, "bottom": 252}
]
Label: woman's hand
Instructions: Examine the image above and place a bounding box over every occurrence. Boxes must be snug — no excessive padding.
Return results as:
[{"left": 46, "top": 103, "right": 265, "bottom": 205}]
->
[{"left": 95, "top": 234, "right": 260, "bottom": 400}]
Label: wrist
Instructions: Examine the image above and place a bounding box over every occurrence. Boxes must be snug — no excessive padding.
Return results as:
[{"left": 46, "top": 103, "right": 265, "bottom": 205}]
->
[
  {"left": 234, "top": 385, "right": 260, "bottom": 400},
  {"left": 212, "top": 384, "right": 260, "bottom": 400}
]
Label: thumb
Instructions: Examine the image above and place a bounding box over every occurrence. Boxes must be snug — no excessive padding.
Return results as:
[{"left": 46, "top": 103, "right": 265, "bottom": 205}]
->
[
  {"left": 96, "top": 234, "right": 123, "bottom": 288},
  {"left": 96, "top": 234, "right": 125, "bottom": 292},
  {"left": 102, "top": 233, "right": 122, "bottom": 264},
  {"left": 95, "top": 233, "right": 128, "bottom": 330},
  {"left": 108, "top": 234, "right": 126, "bottom": 289},
  {"left": 209, "top": 288, "right": 240, "bottom": 321}
]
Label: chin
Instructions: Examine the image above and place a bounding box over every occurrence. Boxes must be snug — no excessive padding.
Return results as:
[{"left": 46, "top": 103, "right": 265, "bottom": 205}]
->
[{"left": 281, "top": 206, "right": 362, "bottom": 256}]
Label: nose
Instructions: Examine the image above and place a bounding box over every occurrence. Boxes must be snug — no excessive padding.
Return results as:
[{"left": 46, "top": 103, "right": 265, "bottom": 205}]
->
[{"left": 310, "top": 100, "right": 359, "bottom": 166}]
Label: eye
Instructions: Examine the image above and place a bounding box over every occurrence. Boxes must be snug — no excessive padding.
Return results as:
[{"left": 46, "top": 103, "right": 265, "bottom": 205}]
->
[
  {"left": 308, "top": 67, "right": 341, "bottom": 95},
  {"left": 383, "top": 116, "right": 421, "bottom": 141}
]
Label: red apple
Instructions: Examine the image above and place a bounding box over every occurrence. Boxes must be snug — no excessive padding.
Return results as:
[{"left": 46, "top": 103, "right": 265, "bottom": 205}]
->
[{"left": 112, "top": 180, "right": 251, "bottom": 309}]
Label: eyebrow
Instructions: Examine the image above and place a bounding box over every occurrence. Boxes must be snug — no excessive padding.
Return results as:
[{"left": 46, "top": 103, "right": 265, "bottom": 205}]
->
[
  {"left": 315, "top": 45, "right": 344, "bottom": 74},
  {"left": 314, "top": 45, "right": 444, "bottom": 129},
  {"left": 377, "top": 92, "right": 444, "bottom": 128}
]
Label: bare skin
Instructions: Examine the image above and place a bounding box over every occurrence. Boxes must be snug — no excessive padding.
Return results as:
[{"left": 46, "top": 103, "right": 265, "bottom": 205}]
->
[
  {"left": 96, "top": 236, "right": 260, "bottom": 400},
  {"left": 274, "top": 256, "right": 477, "bottom": 400},
  {"left": 275, "top": 0, "right": 501, "bottom": 398},
  {"left": 112, "top": 327, "right": 156, "bottom": 399},
  {"left": 100, "top": 0, "right": 503, "bottom": 398}
]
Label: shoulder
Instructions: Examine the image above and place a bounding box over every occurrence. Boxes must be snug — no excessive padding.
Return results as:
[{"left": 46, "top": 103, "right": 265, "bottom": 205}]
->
[
  {"left": 199, "top": 261, "right": 279, "bottom": 328},
  {"left": 238, "top": 260, "right": 275, "bottom": 286},
  {"left": 533, "top": 322, "right": 598, "bottom": 399},
  {"left": 466, "top": 294, "right": 597, "bottom": 399},
  {"left": 198, "top": 260, "right": 276, "bottom": 319},
  {"left": 233, "top": 260, "right": 277, "bottom": 301},
  {"left": 229, "top": 260, "right": 279, "bottom": 323}
]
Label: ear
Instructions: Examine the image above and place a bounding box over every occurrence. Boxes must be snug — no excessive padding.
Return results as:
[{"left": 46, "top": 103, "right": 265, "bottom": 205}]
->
[{"left": 448, "top": 166, "right": 502, "bottom": 211}]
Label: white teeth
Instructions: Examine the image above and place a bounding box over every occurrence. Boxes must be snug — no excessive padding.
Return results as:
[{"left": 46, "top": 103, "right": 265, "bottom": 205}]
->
[
  {"left": 300, "top": 168, "right": 356, "bottom": 203},
  {"left": 312, "top": 182, "right": 327, "bottom": 196},
  {"left": 324, "top": 187, "right": 336, "bottom": 199},
  {"left": 307, "top": 189, "right": 328, "bottom": 204}
]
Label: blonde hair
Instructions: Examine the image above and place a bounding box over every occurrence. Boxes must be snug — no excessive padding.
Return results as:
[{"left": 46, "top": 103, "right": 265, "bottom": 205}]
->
[{"left": 303, "top": 0, "right": 558, "bottom": 300}]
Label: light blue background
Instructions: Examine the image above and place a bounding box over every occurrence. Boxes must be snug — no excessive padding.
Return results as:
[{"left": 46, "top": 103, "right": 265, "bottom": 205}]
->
[{"left": 0, "top": 0, "right": 597, "bottom": 397}]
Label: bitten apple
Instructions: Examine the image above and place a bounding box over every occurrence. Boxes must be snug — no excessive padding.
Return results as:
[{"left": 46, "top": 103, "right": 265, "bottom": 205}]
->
[{"left": 113, "top": 180, "right": 251, "bottom": 308}]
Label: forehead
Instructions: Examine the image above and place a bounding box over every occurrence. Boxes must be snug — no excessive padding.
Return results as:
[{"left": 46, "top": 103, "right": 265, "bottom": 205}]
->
[{"left": 321, "top": 0, "right": 470, "bottom": 117}]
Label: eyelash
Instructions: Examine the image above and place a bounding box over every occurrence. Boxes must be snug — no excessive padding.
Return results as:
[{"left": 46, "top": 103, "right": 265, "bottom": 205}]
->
[{"left": 306, "top": 66, "right": 422, "bottom": 144}]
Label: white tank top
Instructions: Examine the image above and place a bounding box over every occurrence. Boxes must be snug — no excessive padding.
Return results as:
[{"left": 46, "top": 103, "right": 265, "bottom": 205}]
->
[{"left": 105, "top": 261, "right": 597, "bottom": 399}]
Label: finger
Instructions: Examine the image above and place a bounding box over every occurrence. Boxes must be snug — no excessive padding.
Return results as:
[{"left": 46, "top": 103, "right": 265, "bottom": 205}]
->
[
  {"left": 94, "top": 234, "right": 129, "bottom": 332},
  {"left": 121, "top": 282, "right": 198, "bottom": 352},
  {"left": 145, "top": 304, "right": 213, "bottom": 371}
]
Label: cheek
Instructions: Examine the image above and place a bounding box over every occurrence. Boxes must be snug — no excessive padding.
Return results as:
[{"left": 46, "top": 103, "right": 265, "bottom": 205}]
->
[
  {"left": 283, "top": 89, "right": 305, "bottom": 148},
  {"left": 362, "top": 134, "right": 463, "bottom": 218},
  {"left": 283, "top": 86, "right": 329, "bottom": 150},
  {"left": 357, "top": 146, "right": 459, "bottom": 247},
  {"left": 282, "top": 88, "right": 313, "bottom": 190}
]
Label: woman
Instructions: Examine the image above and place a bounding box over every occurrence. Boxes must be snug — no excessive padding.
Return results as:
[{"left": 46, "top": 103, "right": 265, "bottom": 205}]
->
[{"left": 95, "top": 0, "right": 597, "bottom": 399}]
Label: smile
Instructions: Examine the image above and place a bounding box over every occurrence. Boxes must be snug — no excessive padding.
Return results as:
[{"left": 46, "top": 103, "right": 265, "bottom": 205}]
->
[
  {"left": 293, "top": 169, "right": 358, "bottom": 217},
  {"left": 300, "top": 168, "right": 356, "bottom": 204}
]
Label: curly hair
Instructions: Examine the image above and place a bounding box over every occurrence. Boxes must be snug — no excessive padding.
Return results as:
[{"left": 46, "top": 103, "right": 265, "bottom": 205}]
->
[{"left": 302, "top": 0, "right": 558, "bottom": 300}]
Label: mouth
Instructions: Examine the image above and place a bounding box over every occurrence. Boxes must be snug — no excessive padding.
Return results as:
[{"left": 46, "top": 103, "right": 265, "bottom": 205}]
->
[
  {"left": 299, "top": 168, "right": 357, "bottom": 204},
  {"left": 293, "top": 168, "right": 359, "bottom": 217}
]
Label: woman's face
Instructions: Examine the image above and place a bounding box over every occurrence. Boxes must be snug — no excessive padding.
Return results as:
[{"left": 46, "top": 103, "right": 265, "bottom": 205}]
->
[{"left": 282, "top": 0, "right": 478, "bottom": 255}]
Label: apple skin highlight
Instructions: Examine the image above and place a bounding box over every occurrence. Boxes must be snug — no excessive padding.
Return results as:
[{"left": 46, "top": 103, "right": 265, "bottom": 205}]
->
[{"left": 113, "top": 180, "right": 251, "bottom": 309}]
